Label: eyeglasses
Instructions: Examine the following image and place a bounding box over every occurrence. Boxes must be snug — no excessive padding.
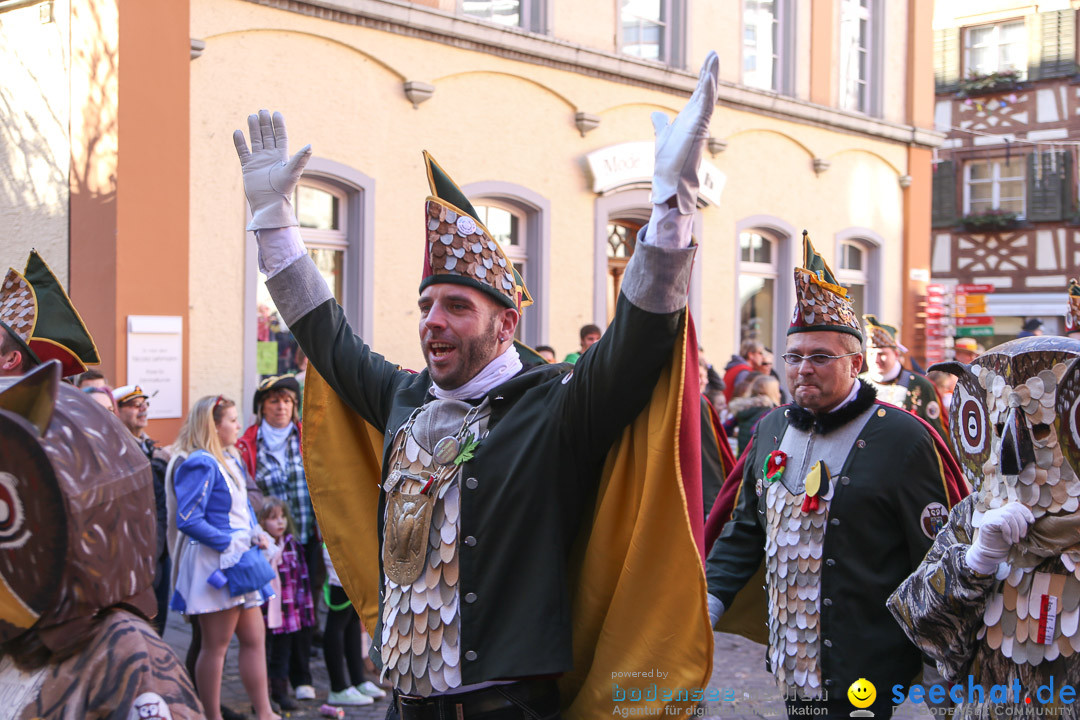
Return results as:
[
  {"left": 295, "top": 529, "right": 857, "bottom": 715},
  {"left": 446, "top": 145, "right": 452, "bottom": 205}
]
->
[
  {"left": 781, "top": 351, "right": 861, "bottom": 367},
  {"left": 123, "top": 400, "right": 150, "bottom": 410}
]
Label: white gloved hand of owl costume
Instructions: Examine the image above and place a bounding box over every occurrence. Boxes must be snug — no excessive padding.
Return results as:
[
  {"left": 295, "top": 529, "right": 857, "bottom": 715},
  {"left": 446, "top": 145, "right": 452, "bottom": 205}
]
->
[
  {"left": 966, "top": 502, "right": 1035, "bottom": 575},
  {"left": 649, "top": 51, "right": 719, "bottom": 215},
  {"left": 233, "top": 109, "right": 312, "bottom": 231}
]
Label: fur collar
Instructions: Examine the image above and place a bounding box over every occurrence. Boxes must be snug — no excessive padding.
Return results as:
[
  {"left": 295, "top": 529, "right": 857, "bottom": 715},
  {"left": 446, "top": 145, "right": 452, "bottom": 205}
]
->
[{"left": 785, "top": 382, "right": 878, "bottom": 435}]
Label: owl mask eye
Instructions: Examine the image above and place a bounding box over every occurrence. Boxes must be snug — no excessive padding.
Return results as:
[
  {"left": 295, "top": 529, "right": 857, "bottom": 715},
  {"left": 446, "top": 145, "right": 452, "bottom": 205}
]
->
[
  {"left": 956, "top": 382, "right": 988, "bottom": 455},
  {"left": 0, "top": 472, "right": 27, "bottom": 549}
]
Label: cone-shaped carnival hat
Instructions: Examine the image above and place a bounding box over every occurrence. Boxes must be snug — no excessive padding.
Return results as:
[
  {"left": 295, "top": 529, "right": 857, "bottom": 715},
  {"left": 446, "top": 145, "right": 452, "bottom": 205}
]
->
[
  {"left": 420, "top": 152, "right": 532, "bottom": 312},
  {"left": 788, "top": 231, "right": 863, "bottom": 341},
  {"left": 1067, "top": 278, "right": 1080, "bottom": 335},
  {"left": 0, "top": 251, "right": 99, "bottom": 377},
  {"left": 863, "top": 314, "right": 908, "bottom": 352}
]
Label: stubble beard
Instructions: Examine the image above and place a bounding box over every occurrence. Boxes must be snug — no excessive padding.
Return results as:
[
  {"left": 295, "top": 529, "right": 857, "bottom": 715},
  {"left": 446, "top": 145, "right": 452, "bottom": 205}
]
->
[{"left": 426, "top": 315, "right": 502, "bottom": 390}]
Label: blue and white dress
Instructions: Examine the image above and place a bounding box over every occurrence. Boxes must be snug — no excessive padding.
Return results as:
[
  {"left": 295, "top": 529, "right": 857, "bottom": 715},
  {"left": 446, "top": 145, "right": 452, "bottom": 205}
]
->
[{"left": 171, "top": 449, "right": 266, "bottom": 614}]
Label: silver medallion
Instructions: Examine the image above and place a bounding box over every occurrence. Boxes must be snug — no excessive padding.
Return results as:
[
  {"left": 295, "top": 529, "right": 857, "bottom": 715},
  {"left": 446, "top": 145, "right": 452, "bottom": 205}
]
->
[{"left": 433, "top": 436, "right": 460, "bottom": 466}]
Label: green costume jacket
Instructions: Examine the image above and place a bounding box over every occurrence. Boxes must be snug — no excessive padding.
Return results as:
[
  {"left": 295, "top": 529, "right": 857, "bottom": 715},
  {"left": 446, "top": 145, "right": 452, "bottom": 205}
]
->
[
  {"left": 265, "top": 241, "right": 694, "bottom": 683},
  {"left": 864, "top": 367, "right": 948, "bottom": 441},
  {"left": 706, "top": 383, "right": 957, "bottom": 716}
]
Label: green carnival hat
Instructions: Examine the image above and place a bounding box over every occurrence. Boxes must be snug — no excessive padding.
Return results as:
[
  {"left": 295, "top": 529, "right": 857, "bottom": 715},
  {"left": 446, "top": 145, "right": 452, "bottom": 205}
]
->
[
  {"left": 420, "top": 152, "right": 532, "bottom": 312},
  {"left": 0, "top": 251, "right": 99, "bottom": 377},
  {"left": 787, "top": 232, "right": 863, "bottom": 341}
]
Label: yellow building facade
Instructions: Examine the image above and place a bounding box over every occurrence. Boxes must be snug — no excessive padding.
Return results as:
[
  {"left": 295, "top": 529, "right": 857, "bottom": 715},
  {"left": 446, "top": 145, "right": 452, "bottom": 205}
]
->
[
  {"left": 189, "top": 0, "right": 941, "bottom": 412},
  {"left": 0, "top": 0, "right": 940, "bottom": 435}
]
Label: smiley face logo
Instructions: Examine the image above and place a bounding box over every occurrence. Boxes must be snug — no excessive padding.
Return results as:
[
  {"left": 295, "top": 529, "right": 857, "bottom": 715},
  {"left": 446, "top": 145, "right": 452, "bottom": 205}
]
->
[{"left": 848, "top": 678, "right": 876, "bottom": 709}]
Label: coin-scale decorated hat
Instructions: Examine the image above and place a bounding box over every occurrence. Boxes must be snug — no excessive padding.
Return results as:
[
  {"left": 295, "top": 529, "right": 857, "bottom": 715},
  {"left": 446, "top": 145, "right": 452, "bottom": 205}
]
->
[
  {"left": 863, "top": 314, "right": 910, "bottom": 353},
  {"left": 1067, "top": 278, "right": 1080, "bottom": 335},
  {"left": 420, "top": 152, "right": 532, "bottom": 313},
  {"left": 787, "top": 232, "right": 863, "bottom": 341},
  {"left": 0, "top": 251, "right": 99, "bottom": 377}
]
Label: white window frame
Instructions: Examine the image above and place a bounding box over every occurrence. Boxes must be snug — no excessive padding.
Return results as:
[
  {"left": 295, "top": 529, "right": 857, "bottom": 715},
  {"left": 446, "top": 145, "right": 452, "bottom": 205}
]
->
[
  {"left": 838, "top": 0, "right": 882, "bottom": 116},
  {"left": 618, "top": 0, "right": 687, "bottom": 68},
  {"left": 463, "top": 182, "right": 550, "bottom": 349},
  {"left": 742, "top": 0, "right": 795, "bottom": 94},
  {"left": 963, "top": 20, "right": 1027, "bottom": 78},
  {"left": 835, "top": 229, "right": 883, "bottom": 319},
  {"left": 459, "top": 0, "right": 548, "bottom": 33},
  {"left": 963, "top": 158, "right": 1026, "bottom": 217},
  {"left": 734, "top": 217, "right": 796, "bottom": 375}
]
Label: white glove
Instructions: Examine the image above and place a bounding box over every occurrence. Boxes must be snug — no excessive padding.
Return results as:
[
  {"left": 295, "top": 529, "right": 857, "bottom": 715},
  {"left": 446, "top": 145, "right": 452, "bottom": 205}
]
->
[
  {"left": 220, "top": 532, "right": 253, "bottom": 570},
  {"left": 233, "top": 109, "right": 312, "bottom": 231},
  {"left": 966, "top": 502, "right": 1035, "bottom": 575},
  {"left": 649, "top": 51, "right": 720, "bottom": 214},
  {"left": 708, "top": 593, "right": 726, "bottom": 629}
]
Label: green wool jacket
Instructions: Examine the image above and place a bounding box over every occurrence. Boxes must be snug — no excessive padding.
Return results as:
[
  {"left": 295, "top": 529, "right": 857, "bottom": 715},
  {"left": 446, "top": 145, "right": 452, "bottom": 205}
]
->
[
  {"left": 706, "top": 384, "right": 954, "bottom": 716},
  {"left": 265, "top": 240, "right": 694, "bottom": 683}
]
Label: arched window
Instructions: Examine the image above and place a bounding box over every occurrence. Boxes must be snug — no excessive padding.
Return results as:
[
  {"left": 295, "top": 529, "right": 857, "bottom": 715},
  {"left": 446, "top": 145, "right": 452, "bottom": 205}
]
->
[
  {"left": 834, "top": 230, "right": 882, "bottom": 320},
  {"left": 255, "top": 180, "right": 349, "bottom": 384},
  {"left": 245, "top": 160, "right": 375, "bottom": 419},
  {"left": 836, "top": 239, "right": 867, "bottom": 320},
  {"left": 738, "top": 229, "right": 779, "bottom": 349},
  {"left": 474, "top": 203, "right": 529, "bottom": 340},
  {"left": 463, "top": 182, "right": 550, "bottom": 349}
]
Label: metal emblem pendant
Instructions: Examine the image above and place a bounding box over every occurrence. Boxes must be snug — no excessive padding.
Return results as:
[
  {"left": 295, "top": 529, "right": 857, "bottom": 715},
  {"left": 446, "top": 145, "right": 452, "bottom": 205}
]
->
[{"left": 433, "top": 435, "right": 460, "bottom": 466}]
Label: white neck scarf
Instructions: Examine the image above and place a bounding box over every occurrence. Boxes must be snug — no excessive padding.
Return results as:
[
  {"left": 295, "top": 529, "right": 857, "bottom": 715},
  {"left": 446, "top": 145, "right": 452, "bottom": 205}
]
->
[
  {"left": 430, "top": 345, "right": 522, "bottom": 401},
  {"left": 260, "top": 419, "right": 295, "bottom": 458}
]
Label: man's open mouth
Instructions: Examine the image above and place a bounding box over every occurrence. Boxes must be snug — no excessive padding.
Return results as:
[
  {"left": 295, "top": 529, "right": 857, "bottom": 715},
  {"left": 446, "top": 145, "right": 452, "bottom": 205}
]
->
[{"left": 429, "top": 342, "right": 455, "bottom": 359}]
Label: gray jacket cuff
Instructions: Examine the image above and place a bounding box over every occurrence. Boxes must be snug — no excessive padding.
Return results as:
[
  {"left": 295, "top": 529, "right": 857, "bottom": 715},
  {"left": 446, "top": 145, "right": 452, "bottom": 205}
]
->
[
  {"left": 620, "top": 230, "right": 696, "bottom": 314},
  {"left": 264, "top": 255, "right": 334, "bottom": 326}
]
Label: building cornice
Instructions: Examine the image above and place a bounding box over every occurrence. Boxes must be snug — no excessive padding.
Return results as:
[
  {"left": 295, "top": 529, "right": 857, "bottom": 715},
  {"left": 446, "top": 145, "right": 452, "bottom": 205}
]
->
[{"left": 242, "top": 0, "right": 944, "bottom": 149}]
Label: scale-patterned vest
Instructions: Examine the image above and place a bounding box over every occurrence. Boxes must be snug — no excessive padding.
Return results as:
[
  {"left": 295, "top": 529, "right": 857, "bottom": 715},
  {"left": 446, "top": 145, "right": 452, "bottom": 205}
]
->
[
  {"left": 379, "top": 398, "right": 490, "bottom": 695},
  {"left": 763, "top": 401, "right": 876, "bottom": 697}
]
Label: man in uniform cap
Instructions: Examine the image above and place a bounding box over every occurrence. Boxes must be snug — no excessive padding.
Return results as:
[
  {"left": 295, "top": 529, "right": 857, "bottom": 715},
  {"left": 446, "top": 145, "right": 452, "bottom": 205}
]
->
[
  {"left": 705, "top": 233, "right": 966, "bottom": 718},
  {"left": 232, "top": 52, "right": 721, "bottom": 718},
  {"left": 0, "top": 251, "right": 99, "bottom": 378},
  {"left": 862, "top": 314, "right": 949, "bottom": 440},
  {"left": 112, "top": 383, "right": 172, "bottom": 636}
]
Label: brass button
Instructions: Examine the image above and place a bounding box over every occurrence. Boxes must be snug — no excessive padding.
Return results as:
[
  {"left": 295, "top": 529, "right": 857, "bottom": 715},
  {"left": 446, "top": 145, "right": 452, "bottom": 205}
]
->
[
  {"left": 466, "top": 477, "right": 479, "bottom": 490},
  {"left": 823, "top": 598, "right": 832, "bottom": 607},
  {"left": 840, "top": 476, "right": 850, "bottom": 485},
  {"left": 464, "top": 536, "right": 477, "bottom": 547},
  {"left": 465, "top": 650, "right": 478, "bottom": 661},
  {"left": 465, "top": 592, "right": 477, "bottom": 603},
  {"left": 829, "top": 518, "right": 840, "bottom": 526}
]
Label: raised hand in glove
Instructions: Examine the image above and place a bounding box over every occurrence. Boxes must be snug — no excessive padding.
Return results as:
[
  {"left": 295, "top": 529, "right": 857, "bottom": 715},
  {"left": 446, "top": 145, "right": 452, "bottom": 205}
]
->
[
  {"left": 650, "top": 51, "right": 720, "bottom": 214},
  {"left": 966, "top": 502, "right": 1035, "bottom": 575},
  {"left": 233, "top": 109, "right": 312, "bottom": 231}
]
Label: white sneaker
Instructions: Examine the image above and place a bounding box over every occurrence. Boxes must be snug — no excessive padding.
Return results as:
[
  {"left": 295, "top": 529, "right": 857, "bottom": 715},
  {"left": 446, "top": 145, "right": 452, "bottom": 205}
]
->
[
  {"left": 355, "top": 680, "right": 388, "bottom": 699},
  {"left": 327, "top": 687, "right": 374, "bottom": 706},
  {"left": 295, "top": 684, "right": 316, "bottom": 700}
]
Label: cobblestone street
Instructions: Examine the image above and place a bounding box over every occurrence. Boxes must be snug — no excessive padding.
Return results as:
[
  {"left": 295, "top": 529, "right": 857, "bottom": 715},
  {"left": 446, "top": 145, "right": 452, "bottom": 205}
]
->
[{"left": 164, "top": 614, "right": 934, "bottom": 720}]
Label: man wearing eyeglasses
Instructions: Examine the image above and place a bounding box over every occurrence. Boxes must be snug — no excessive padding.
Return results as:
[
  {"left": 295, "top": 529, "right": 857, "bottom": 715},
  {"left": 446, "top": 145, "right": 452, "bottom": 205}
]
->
[
  {"left": 704, "top": 234, "right": 967, "bottom": 719},
  {"left": 114, "top": 384, "right": 173, "bottom": 636}
]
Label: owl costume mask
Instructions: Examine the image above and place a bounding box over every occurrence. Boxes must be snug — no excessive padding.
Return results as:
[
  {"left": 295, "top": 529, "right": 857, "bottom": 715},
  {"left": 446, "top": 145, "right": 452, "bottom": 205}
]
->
[
  {"left": 0, "top": 362, "right": 201, "bottom": 719},
  {"left": 889, "top": 336, "right": 1080, "bottom": 704}
]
